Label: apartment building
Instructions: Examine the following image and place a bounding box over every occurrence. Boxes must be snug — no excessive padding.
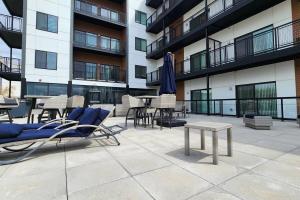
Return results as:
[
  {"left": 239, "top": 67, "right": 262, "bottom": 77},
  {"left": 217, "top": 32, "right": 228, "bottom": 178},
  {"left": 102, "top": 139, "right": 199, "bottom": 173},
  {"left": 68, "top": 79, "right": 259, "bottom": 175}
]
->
[
  {"left": 146, "top": 0, "right": 300, "bottom": 119},
  {"left": 0, "top": 0, "right": 156, "bottom": 103}
]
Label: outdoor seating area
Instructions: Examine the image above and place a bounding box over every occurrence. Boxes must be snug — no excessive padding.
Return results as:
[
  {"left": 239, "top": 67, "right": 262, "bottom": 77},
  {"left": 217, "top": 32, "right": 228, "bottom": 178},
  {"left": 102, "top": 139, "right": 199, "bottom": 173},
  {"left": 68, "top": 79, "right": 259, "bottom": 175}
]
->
[{"left": 0, "top": 114, "right": 300, "bottom": 199}]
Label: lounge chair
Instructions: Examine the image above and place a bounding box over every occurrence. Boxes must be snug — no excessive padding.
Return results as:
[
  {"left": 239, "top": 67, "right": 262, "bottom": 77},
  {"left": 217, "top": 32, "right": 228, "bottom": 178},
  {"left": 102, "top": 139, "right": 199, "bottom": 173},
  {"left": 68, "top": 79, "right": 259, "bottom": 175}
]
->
[
  {"left": 243, "top": 114, "right": 273, "bottom": 130},
  {"left": 0, "top": 107, "right": 122, "bottom": 165}
]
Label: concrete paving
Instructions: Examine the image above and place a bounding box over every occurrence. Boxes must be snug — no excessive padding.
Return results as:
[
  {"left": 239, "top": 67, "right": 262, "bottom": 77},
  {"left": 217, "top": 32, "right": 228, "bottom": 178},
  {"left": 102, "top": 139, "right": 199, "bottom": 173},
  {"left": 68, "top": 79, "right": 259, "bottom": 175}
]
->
[{"left": 0, "top": 115, "right": 300, "bottom": 200}]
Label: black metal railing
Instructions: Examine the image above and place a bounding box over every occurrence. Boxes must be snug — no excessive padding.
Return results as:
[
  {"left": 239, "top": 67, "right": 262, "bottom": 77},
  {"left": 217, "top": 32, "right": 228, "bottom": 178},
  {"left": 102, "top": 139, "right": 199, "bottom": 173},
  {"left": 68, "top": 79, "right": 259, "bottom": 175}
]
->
[
  {"left": 146, "top": 19, "right": 300, "bottom": 84},
  {"left": 0, "top": 57, "right": 21, "bottom": 73},
  {"left": 178, "top": 97, "right": 300, "bottom": 121},
  {"left": 146, "top": 0, "right": 180, "bottom": 28},
  {"left": 0, "top": 14, "right": 22, "bottom": 32},
  {"left": 74, "top": 0, "right": 126, "bottom": 25},
  {"left": 73, "top": 61, "right": 126, "bottom": 83},
  {"left": 146, "top": 0, "right": 245, "bottom": 56},
  {"left": 74, "top": 30, "right": 125, "bottom": 54},
  {"left": 146, "top": 67, "right": 162, "bottom": 84}
]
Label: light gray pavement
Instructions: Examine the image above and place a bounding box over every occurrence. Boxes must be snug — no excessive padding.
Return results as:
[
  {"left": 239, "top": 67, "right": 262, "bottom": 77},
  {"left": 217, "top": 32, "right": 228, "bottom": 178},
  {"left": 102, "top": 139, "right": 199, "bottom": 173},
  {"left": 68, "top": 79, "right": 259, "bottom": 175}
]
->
[{"left": 0, "top": 115, "right": 300, "bottom": 200}]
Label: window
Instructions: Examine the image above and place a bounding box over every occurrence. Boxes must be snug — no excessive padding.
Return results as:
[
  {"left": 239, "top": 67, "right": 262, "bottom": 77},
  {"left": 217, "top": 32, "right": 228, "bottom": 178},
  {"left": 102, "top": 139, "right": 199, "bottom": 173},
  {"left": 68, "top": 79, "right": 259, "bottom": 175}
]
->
[
  {"left": 135, "top": 10, "right": 147, "bottom": 25},
  {"left": 86, "top": 33, "right": 97, "bottom": 47},
  {"left": 36, "top": 12, "right": 58, "bottom": 33},
  {"left": 86, "top": 63, "right": 97, "bottom": 80},
  {"left": 135, "top": 37, "right": 147, "bottom": 52},
  {"left": 35, "top": 50, "right": 57, "bottom": 70},
  {"left": 135, "top": 65, "right": 147, "bottom": 79},
  {"left": 191, "top": 89, "right": 212, "bottom": 114},
  {"left": 27, "top": 82, "right": 67, "bottom": 96},
  {"left": 101, "top": 36, "right": 111, "bottom": 49},
  {"left": 190, "top": 51, "right": 206, "bottom": 72}
]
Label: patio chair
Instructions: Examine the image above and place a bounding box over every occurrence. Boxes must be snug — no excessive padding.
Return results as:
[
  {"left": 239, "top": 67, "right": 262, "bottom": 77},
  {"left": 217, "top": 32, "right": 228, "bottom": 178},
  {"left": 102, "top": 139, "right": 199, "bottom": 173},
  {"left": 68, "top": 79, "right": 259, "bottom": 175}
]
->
[
  {"left": 65, "top": 95, "right": 85, "bottom": 115},
  {"left": 122, "top": 95, "right": 144, "bottom": 127},
  {"left": 151, "top": 94, "right": 176, "bottom": 129},
  {"left": 243, "top": 114, "right": 273, "bottom": 130},
  {"left": 0, "top": 107, "right": 122, "bottom": 165},
  {"left": 174, "top": 101, "right": 186, "bottom": 118},
  {"left": 0, "top": 95, "right": 19, "bottom": 123},
  {"left": 38, "top": 95, "right": 68, "bottom": 122}
]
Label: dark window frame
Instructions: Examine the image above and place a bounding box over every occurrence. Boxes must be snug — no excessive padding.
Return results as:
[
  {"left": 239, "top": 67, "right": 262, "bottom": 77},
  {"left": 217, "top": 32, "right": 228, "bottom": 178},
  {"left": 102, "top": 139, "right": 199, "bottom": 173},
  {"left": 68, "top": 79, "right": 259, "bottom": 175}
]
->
[
  {"left": 35, "top": 50, "right": 57, "bottom": 70},
  {"left": 135, "top": 37, "right": 147, "bottom": 52},
  {"left": 135, "top": 10, "right": 147, "bottom": 26},
  {"left": 36, "top": 12, "right": 58, "bottom": 33},
  {"left": 135, "top": 65, "right": 147, "bottom": 79}
]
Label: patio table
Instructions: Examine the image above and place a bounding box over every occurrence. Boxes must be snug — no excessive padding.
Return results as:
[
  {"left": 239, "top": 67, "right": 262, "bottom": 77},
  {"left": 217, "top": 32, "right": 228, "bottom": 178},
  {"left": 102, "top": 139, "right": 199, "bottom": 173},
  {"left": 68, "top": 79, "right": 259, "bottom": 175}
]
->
[
  {"left": 24, "top": 95, "right": 53, "bottom": 123},
  {"left": 184, "top": 121, "right": 233, "bottom": 165},
  {"left": 136, "top": 96, "right": 158, "bottom": 127}
]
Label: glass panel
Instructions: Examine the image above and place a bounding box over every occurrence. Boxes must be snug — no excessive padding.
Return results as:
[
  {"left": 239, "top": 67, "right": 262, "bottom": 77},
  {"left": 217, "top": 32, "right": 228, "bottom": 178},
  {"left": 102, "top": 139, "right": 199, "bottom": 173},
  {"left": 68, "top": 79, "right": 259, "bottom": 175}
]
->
[
  {"left": 255, "top": 82, "right": 277, "bottom": 116},
  {"left": 253, "top": 26, "right": 273, "bottom": 54},
  {"left": 111, "top": 11, "right": 118, "bottom": 21},
  {"left": 86, "top": 63, "right": 97, "bottom": 80},
  {"left": 91, "top": 5, "right": 97, "bottom": 15},
  {"left": 101, "top": 8, "right": 110, "bottom": 18},
  {"left": 46, "top": 52, "right": 57, "bottom": 70},
  {"left": 49, "top": 84, "right": 67, "bottom": 96},
  {"left": 235, "top": 34, "right": 253, "bottom": 59},
  {"left": 141, "top": 12, "right": 147, "bottom": 25},
  {"left": 111, "top": 39, "right": 120, "bottom": 51},
  {"left": 101, "top": 36, "right": 110, "bottom": 49},
  {"left": 75, "top": 0, "right": 81, "bottom": 10},
  {"left": 48, "top": 15, "right": 58, "bottom": 33},
  {"left": 27, "top": 83, "right": 48, "bottom": 96},
  {"left": 74, "top": 62, "right": 85, "bottom": 79},
  {"left": 74, "top": 31, "right": 85, "bottom": 45},
  {"left": 35, "top": 51, "right": 47, "bottom": 69},
  {"left": 141, "top": 39, "right": 147, "bottom": 52},
  {"left": 36, "top": 12, "right": 48, "bottom": 31},
  {"left": 86, "top": 33, "right": 97, "bottom": 47}
]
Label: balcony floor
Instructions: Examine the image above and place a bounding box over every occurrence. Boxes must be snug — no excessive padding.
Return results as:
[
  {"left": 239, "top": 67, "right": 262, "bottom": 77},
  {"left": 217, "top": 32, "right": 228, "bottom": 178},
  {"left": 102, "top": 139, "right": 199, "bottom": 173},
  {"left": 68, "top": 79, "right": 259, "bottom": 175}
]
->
[{"left": 1, "top": 115, "right": 300, "bottom": 199}]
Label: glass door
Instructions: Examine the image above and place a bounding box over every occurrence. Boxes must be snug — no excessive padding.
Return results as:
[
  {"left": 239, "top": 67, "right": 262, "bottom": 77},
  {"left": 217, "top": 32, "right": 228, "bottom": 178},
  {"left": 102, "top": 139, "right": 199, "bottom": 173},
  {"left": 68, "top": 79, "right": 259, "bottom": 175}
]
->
[
  {"left": 191, "top": 89, "right": 212, "bottom": 114},
  {"left": 253, "top": 26, "right": 274, "bottom": 54}
]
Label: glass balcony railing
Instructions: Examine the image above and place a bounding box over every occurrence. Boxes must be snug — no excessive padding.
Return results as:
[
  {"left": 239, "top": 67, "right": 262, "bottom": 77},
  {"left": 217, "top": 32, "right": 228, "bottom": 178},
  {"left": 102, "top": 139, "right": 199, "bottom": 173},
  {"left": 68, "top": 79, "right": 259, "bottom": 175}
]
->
[
  {"left": 0, "top": 14, "right": 22, "bottom": 32},
  {"left": 146, "top": 0, "right": 244, "bottom": 56},
  {"left": 0, "top": 57, "right": 21, "bottom": 73},
  {"left": 75, "top": 0, "right": 126, "bottom": 25},
  {"left": 74, "top": 30, "right": 125, "bottom": 54},
  {"left": 73, "top": 61, "right": 126, "bottom": 83},
  {"left": 147, "top": 19, "right": 300, "bottom": 84}
]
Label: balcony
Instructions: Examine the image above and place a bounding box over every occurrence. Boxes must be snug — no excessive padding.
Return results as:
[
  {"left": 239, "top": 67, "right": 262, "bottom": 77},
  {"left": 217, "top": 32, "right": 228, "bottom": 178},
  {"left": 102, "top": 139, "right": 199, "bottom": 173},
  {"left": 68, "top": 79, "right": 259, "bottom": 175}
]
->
[
  {"left": 74, "top": 0, "right": 126, "bottom": 30},
  {"left": 147, "top": 19, "right": 300, "bottom": 85},
  {"left": 146, "top": 0, "right": 163, "bottom": 9},
  {"left": 146, "top": 0, "right": 202, "bottom": 33},
  {"left": 0, "top": 14, "right": 22, "bottom": 49},
  {"left": 73, "top": 30, "right": 126, "bottom": 56},
  {"left": 2, "top": 0, "right": 23, "bottom": 17},
  {"left": 146, "top": 67, "right": 162, "bottom": 85},
  {"left": 73, "top": 61, "right": 126, "bottom": 83},
  {"left": 146, "top": 0, "right": 285, "bottom": 59},
  {"left": 0, "top": 57, "right": 21, "bottom": 81}
]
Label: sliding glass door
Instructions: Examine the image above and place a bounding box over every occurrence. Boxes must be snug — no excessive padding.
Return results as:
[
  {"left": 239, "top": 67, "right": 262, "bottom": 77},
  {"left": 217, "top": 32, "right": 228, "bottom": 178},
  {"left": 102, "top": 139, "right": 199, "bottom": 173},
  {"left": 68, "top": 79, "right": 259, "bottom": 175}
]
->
[
  {"left": 236, "top": 82, "right": 277, "bottom": 117},
  {"left": 191, "top": 89, "right": 212, "bottom": 114}
]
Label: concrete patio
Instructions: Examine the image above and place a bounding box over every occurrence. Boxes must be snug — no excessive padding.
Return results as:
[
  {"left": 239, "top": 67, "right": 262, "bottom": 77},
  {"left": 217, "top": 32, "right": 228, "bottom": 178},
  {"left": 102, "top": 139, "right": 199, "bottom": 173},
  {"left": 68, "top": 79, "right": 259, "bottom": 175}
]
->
[{"left": 0, "top": 115, "right": 300, "bottom": 200}]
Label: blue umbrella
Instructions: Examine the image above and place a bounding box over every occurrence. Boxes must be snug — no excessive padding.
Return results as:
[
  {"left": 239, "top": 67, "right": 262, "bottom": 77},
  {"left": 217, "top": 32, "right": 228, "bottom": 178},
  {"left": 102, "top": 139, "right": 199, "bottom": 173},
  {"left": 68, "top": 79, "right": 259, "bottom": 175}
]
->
[{"left": 159, "top": 53, "right": 176, "bottom": 95}]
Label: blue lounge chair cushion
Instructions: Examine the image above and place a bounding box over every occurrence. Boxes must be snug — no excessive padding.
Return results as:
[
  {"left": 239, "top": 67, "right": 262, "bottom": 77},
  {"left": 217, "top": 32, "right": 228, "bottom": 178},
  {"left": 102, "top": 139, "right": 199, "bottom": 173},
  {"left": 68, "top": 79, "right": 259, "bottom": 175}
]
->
[
  {"left": 94, "top": 108, "right": 110, "bottom": 125},
  {"left": 0, "top": 124, "right": 23, "bottom": 139},
  {"left": 0, "top": 129, "right": 89, "bottom": 145},
  {"left": 78, "top": 108, "right": 98, "bottom": 133},
  {"left": 67, "top": 107, "right": 85, "bottom": 121}
]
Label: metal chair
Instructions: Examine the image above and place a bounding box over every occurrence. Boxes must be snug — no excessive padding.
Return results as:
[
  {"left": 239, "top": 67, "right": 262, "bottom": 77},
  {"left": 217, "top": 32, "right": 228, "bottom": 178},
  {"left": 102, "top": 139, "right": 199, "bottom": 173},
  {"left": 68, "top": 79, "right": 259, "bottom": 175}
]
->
[
  {"left": 122, "top": 95, "right": 144, "bottom": 127},
  {"left": 0, "top": 95, "right": 19, "bottom": 123}
]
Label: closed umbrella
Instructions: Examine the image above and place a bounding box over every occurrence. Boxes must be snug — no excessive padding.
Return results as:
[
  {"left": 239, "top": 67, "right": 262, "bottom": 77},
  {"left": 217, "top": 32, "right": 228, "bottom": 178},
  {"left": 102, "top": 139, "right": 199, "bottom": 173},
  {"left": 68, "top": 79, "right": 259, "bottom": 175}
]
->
[{"left": 159, "top": 53, "right": 176, "bottom": 95}]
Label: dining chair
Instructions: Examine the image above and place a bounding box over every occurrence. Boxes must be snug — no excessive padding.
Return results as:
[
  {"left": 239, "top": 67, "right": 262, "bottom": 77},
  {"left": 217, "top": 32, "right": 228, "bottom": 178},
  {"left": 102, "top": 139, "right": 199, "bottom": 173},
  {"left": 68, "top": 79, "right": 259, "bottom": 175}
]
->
[{"left": 122, "top": 95, "right": 144, "bottom": 127}]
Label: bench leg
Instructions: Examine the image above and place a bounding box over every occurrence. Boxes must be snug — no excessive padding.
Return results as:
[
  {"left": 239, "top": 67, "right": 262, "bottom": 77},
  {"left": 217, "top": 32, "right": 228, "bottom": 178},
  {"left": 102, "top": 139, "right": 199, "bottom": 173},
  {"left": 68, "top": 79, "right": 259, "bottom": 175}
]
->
[
  {"left": 184, "top": 127, "right": 190, "bottom": 156},
  {"left": 212, "top": 131, "right": 218, "bottom": 165},
  {"left": 201, "top": 129, "right": 205, "bottom": 150},
  {"left": 227, "top": 128, "right": 232, "bottom": 157}
]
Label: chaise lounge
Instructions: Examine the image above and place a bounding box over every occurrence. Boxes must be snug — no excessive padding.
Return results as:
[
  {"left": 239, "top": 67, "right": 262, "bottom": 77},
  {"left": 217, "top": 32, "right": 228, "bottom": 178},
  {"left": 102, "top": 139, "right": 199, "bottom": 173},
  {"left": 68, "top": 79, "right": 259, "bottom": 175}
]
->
[
  {"left": 243, "top": 114, "right": 273, "bottom": 130},
  {"left": 0, "top": 107, "right": 123, "bottom": 165}
]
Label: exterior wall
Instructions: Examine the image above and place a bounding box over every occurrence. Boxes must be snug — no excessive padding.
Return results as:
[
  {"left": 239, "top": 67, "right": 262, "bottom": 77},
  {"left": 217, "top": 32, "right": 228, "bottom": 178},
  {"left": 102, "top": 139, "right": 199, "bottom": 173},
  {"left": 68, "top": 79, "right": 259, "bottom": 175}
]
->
[
  {"left": 184, "top": 61, "right": 297, "bottom": 118},
  {"left": 24, "top": 0, "right": 72, "bottom": 84},
  {"left": 127, "top": 0, "right": 156, "bottom": 89}
]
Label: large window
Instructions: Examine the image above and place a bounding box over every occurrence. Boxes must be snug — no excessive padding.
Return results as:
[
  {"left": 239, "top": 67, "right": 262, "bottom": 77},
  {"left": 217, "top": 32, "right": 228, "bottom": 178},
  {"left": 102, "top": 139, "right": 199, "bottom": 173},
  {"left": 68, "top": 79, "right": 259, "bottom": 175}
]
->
[
  {"left": 35, "top": 50, "right": 57, "bottom": 70},
  {"left": 135, "top": 65, "right": 147, "bottom": 79},
  {"left": 135, "top": 10, "right": 147, "bottom": 25},
  {"left": 27, "top": 82, "right": 67, "bottom": 96},
  {"left": 36, "top": 12, "right": 58, "bottom": 33},
  {"left": 236, "top": 82, "right": 277, "bottom": 117},
  {"left": 135, "top": 37, "right": 147, "bottom": 52}
]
